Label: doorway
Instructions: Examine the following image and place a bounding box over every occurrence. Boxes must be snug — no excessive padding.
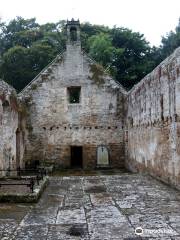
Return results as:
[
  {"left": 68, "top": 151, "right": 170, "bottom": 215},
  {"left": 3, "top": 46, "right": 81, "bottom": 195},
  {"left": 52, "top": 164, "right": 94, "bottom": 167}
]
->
[{"left": 71, "top": 146, "right": 83, "bottom": 168}]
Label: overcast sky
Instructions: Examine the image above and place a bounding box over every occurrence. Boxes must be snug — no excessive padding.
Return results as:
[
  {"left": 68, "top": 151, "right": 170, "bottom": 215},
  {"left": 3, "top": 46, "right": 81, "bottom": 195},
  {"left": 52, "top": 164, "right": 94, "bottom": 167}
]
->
[{"left": 0, "top": 0, "right": 180, "bottom": 46}]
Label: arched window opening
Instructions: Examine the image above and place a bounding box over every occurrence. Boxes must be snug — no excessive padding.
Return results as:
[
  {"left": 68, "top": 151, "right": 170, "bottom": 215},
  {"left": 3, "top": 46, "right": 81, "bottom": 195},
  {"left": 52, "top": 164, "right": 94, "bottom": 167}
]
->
[{"left": 70, "top": 27, "right": 77, "bottom": 41}]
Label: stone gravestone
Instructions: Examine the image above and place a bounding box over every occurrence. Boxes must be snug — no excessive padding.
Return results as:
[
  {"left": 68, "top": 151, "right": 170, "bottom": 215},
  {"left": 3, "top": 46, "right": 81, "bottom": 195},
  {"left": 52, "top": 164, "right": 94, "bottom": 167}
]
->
[{"left": 97, "top": 146, "right": 109, "bottom": 166}]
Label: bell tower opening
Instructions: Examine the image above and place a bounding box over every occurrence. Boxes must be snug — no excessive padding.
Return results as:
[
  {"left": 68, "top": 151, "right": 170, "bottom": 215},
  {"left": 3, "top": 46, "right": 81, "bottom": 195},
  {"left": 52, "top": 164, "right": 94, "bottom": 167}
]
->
[
  {"left": 66, "top": 18, "right": 81, "bottom": 44},
  {"left": 70, "top": 27, "right": 77, "bottom": 41}
]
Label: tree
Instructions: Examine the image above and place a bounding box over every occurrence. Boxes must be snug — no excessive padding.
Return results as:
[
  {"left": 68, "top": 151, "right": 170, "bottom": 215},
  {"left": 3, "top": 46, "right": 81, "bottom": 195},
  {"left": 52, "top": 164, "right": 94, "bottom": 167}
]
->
[
  {"left": 28, "top": 42, "right": 56, "bottom": 73},
  {"left": 159, "top": 18, "right": 180, "bottom": 59},
  {"left": 39, "top": 20, "right": 66, "bottom": 53},
  {"left": 0, "top": 43, "right": 56, "bottom": 91},
  {"left": 0, "top": 46, "right": 30, "bottom": 91},
  {"left": 0, "top": 16, "right": 164, "bottom": 91},
  {"left": 80, "top": 22, "right": 109, "bottom": 51},
  {"left": 87, "top": 28, "right": 156, "bottom": 89},
  {"left": 0, "top": 17, "right": 65, "bottom": 91},
  {"left": 88, "top": 33, "right": 117, "bottom": 67},
  {"left": 111, "top": 27, "right": 156, "bottom": 88},
  {"left": 0, "top": 17, "right": 40, "bottom": 55}
]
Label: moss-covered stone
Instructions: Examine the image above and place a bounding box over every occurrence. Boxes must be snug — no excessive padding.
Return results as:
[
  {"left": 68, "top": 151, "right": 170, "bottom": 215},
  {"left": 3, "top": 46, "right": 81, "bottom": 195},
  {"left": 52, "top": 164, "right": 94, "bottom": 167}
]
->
[
  {"left": 89, "top": 64, "right": 105, "bottom": 86},
  {"left": 31, "top": 84, "right": 38, "bottom": 90},
  {"left": 26, "top": 124, "right": 33, "bottom": 131},
  {"left": 18, "top": 103, "right": 28, "bottom": 117}
]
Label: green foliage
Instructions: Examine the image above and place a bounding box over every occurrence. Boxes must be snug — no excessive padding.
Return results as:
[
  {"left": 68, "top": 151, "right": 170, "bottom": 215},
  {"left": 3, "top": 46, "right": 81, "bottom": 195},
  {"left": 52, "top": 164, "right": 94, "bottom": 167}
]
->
[
  {"left": 0, "top": 43, "right": 55, "bottom": 91},
  {"left": 112, "top": 28, "right": 156, "bottom": 88},
  {"left": 87, "top": 28, "right": 155, "bottom": 89},
  {"left": 0, "top": 16, "right": 180, "bottom": 92},
  {"left": 0, "top": 17, "right": 64, "bottom": 91},
  {"left": 88, "top": 33, "right": 116, "bottom": 67},
  {"left": 0, "top": 46, "right": 30, "bottom": 91},
  {"left": 159, "top": 18, "right": 180, "bottom": 60},
  {"left": 80, "top": 22, "right": 109, "bottom": 52},
  {"left": 0, "top": 17, "right": 40, "bottom": 55}
]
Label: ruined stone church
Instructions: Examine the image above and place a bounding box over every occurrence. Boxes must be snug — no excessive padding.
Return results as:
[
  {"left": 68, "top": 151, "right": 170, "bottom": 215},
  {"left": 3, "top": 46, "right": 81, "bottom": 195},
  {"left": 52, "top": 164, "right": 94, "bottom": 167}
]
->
[{"left": 0, "top": 19, "right": 180, "bottom": 189}]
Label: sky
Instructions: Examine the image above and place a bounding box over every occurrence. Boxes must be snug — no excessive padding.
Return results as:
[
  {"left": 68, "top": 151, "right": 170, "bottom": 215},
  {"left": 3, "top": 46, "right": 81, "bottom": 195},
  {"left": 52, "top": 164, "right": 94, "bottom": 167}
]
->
[{"left": 0, "top": 0, "right": 180, "bottom": 46}]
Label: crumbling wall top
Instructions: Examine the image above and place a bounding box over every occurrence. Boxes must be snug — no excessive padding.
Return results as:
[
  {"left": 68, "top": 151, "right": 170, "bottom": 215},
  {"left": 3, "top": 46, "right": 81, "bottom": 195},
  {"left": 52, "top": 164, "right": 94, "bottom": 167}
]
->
[
  {"left": 0, "top": 79, "right": 18, "bottom": 109},
  {"left": 128, "top": 46, "right": 180, "bottom": 95}
]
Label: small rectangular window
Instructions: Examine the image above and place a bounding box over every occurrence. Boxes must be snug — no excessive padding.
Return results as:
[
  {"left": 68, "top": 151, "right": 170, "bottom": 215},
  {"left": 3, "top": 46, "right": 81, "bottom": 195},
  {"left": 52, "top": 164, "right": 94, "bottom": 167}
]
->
[{"left": 68, "top": 87, "right": 81, "bottom": 104}]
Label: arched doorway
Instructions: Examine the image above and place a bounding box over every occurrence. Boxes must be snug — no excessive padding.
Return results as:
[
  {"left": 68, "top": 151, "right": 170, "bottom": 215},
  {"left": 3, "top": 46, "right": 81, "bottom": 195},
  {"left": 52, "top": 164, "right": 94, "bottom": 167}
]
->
[{"left": 97, "top": 146, "right": 109, "bottom": 167}]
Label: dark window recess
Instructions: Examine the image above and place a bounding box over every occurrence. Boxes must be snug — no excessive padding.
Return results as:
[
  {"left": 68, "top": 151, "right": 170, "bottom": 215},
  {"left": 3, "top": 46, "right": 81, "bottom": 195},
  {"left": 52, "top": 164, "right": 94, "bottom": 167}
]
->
[
  {"left": 2, "top": 100, "right": 10, "bottom": 108},
  {"left": 70, "top": 27, "right": 77, "bottom": 41},
  {"left": 68, "top": 87, "right": 81, "bottom": 103}
]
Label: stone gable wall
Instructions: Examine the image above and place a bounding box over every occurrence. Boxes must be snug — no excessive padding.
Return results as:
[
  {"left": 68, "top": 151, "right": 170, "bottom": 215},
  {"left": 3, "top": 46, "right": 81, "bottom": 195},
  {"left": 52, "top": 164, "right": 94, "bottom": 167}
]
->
[
  {"left": 20, "top": 44, "right": 126, "bottom": 169},
  {"left": 126, "top": 47, "right": 180, "bottom": 189}
]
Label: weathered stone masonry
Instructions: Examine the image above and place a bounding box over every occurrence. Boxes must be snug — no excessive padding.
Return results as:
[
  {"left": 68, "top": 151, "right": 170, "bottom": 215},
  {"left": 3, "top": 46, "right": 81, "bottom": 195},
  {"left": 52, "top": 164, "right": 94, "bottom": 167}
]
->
[
  {"left": 1, "top": 19, "right": 180, "bottom": 190},
  {"left": 126, "top": 47, "right": 180, "bottom": 189},
  {"left": 0, "top": 80, "right": 25, "bottom": 175},
  {"left": 19, "top": 20, "right": 126, "bottom": 169}
]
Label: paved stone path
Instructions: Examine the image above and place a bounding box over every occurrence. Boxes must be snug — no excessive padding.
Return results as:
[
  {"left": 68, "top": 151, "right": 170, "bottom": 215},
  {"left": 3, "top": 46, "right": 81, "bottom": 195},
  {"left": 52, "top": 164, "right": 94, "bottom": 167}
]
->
[{"left": 1, "top": 173, "right": 180, "bottom": 239}]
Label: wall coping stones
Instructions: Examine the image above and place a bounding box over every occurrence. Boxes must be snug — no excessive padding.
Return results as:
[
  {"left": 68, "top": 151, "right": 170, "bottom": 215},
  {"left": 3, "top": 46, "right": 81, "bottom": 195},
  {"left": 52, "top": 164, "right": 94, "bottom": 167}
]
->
[{"left": 128, "top": 46, "right": 180, "bottom": 95}]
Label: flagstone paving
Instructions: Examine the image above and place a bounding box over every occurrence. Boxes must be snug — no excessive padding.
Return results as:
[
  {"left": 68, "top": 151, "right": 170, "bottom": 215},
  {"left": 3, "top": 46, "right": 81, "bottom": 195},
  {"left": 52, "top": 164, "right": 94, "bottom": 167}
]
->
[{"left": 0, "top": 172, "right": 180, "bottom": 239}]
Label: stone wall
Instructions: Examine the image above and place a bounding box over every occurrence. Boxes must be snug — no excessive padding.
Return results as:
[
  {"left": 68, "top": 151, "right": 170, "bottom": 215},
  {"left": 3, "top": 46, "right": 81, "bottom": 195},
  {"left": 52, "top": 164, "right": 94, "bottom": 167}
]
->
[
  {"left": 1, "top": 20, "right": 180, "bottom": 182},
  {"left": 19, "top": 42, "right": 126, "bottom": 169},
  {"left": 0, "top": 80, "right": 25, "bottom": 175},
  {"left": 126, "top": 47, "right": 180, "bottom": 189}
]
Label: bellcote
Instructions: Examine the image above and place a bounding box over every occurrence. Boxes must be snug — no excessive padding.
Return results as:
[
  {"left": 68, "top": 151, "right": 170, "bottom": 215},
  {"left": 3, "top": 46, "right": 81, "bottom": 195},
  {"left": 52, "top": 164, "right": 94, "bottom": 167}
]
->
[{"left": 66, "top": 19, "right": 81, "bottom": 45}]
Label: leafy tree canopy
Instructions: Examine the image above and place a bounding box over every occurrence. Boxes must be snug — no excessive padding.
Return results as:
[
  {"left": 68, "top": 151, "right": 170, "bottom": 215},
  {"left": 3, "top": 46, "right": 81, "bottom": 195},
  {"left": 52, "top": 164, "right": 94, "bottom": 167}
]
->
[
  {"left": 0, "top": 16, "right": 180, "bottom": 91},
  {"left": 159, "top": 18, "right": 180, "bottom": 60}
]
